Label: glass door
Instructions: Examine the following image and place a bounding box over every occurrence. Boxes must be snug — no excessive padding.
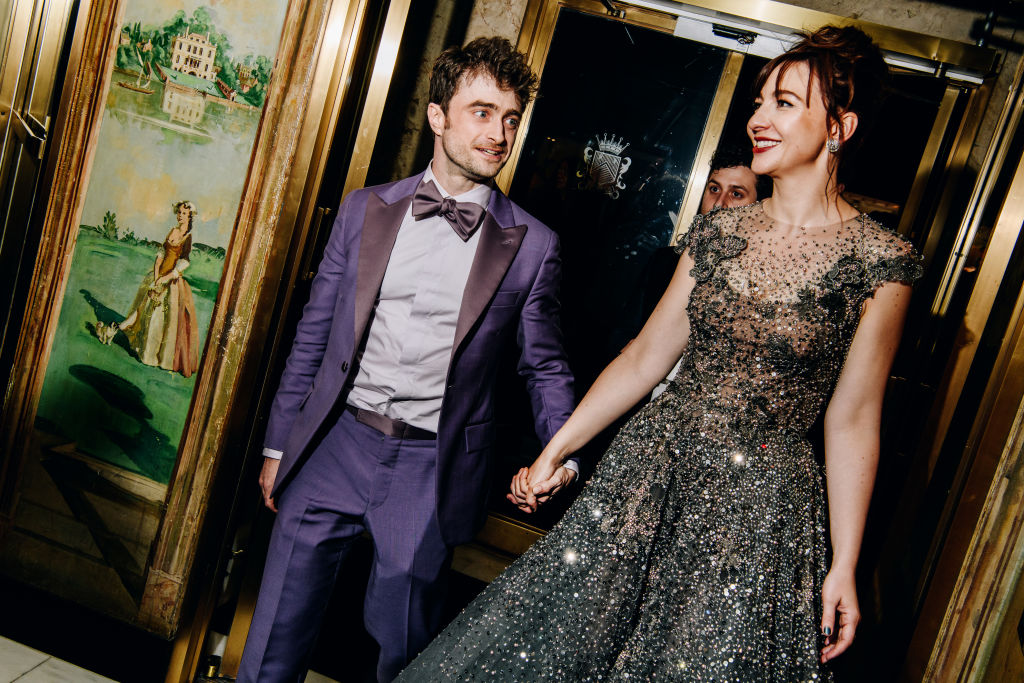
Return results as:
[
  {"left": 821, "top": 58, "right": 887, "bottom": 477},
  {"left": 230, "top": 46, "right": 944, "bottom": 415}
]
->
[
  {"left": 470, "top": 1, "right": 997, "bottom": 585},
  {"left": 482, "top": 7, "right": 732, "bottom": 535}
]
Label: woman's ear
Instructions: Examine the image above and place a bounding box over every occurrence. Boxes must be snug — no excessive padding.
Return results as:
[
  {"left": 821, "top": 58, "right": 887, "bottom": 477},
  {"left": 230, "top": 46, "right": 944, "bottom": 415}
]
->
[{"left": 834, "top": 110, "right": 859, "bottom": 144}]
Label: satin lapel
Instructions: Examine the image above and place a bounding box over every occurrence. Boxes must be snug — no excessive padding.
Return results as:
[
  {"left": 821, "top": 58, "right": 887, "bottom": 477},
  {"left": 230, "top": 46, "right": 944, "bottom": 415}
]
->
[
  {"left": 451, "top": 212, "right": 527, "bottom": 358},
  {"left": 354, "top": 192, "right": 411, "bottom": 346}
]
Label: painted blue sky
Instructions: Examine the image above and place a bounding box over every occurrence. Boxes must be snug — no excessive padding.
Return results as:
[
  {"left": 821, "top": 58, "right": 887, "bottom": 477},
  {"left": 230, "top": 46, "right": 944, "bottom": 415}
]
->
[{"left": 126, "top": 0, "right": 287, "bottom": 58}]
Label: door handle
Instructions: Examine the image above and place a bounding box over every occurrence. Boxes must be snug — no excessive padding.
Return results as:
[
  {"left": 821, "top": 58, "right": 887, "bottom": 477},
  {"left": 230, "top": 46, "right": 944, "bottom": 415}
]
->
[{"left": 8, "top": 109, "right": 46, "bottom": 159}]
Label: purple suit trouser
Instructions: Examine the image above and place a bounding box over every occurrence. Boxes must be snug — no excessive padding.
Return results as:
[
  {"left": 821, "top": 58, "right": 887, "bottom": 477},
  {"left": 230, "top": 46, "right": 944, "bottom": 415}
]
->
[{"left": 237, "top": 408, "right": 451, "bottom": 682}]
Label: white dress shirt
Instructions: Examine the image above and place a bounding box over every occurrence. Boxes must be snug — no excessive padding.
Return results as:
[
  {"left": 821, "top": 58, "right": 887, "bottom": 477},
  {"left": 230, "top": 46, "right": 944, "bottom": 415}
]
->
[
  {"left": 345, "top": 164, "right": 488, "bottom": 431},
  {"left": 265, "top": 164, "right": 578, "bottom": 477}
]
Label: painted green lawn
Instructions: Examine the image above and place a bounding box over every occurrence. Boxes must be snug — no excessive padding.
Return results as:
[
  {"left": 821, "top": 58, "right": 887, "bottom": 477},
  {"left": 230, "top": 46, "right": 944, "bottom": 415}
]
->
[{"left": 35, "top": 229, "right": 223, "bottom": 484}]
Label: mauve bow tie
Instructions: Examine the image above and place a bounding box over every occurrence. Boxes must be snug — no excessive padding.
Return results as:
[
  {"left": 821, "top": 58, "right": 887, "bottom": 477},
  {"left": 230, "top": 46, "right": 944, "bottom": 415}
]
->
[{"left": 411, "top": 180, "right": 486, "bottom": 241}]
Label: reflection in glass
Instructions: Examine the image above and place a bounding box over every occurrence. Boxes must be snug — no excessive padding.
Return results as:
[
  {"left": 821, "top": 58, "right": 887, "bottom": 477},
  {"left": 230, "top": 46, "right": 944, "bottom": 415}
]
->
[{"left": 491, "top": 10, "right": 728, "bottom": 530}]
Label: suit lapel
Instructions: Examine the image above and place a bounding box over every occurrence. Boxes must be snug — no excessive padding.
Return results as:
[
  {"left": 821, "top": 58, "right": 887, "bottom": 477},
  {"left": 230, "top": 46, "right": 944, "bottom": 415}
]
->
[
  {"left": 451, "top": 194, "right": 527, "bottom": 358},
  {"left": 354, "top": 192, "right": 411, "bottom": 347}
]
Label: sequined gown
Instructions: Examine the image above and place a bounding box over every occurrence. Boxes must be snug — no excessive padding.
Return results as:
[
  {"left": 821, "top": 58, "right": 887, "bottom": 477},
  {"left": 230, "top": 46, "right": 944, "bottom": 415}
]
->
[{"left": 398, "top": 203, "right": 922, "bottom": 682}]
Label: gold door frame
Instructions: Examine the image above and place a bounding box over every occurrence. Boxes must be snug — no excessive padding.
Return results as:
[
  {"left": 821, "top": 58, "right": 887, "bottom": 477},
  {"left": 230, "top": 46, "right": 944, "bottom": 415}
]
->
[
  {"left": 0, "top": 0, "right": 397, "bottom": 649},
  {"left": 901, "top": 57, "right": 1024, "bottom": 680},
  {"left": 455, "top": 0, "right": 999, "bottom": 576},
  {"left": 172, "top": 0, "right": 418, "bottom": 678}
]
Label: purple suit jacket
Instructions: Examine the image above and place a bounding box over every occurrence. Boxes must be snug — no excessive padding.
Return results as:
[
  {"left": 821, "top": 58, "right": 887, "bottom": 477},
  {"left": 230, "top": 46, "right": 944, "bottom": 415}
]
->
[{"left": 264, "top": 172, "right": 575, "bottom": 545}]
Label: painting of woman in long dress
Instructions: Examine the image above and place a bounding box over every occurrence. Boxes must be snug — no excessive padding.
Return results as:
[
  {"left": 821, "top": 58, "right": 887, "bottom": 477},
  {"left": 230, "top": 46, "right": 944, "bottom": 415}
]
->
[{"left": 96, "top": 200, "right": 199, "bottom": 378}]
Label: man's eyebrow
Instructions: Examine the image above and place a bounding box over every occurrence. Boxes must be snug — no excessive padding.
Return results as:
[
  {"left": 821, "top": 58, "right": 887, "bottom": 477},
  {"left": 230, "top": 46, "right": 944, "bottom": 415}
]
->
[{"left": 467, "top": 100, "right": 522, "bottom": 117}]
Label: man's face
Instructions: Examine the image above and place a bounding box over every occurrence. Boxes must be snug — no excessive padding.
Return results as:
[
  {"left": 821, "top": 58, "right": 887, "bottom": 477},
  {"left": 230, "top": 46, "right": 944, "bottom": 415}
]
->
[
  {"left": 699, "top": 165, "right": 759, "bottom": 214},
  {"left": 427, "top": 73, "right": 521, "bottom": 186}
]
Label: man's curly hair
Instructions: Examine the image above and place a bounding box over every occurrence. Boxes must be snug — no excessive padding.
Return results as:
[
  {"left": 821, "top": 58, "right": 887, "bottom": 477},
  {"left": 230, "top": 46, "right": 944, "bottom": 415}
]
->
[{"left": 429, "top": 37, "right": 538, "bottom": 113}]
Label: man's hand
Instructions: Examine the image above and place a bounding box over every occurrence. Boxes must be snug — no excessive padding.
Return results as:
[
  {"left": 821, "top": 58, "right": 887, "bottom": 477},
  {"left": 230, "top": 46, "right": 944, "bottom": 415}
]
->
[
  {"left": 506, "top": 458, "right": 576, "bottom": 513},
  {"left": 259, "top": 457, "right": 281, "bottom": 512}
]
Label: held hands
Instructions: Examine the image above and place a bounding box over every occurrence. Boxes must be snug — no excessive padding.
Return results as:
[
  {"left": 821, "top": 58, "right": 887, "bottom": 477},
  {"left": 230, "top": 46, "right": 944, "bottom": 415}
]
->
[
  {"left": 820, "top": 566, "right": 860, "bottom": 663},
  {"left": 506, "top": 455, "right": 576, "bottom": 513},
  {"left": 259, "top": 457, "right": 280, "bottom": 512}
]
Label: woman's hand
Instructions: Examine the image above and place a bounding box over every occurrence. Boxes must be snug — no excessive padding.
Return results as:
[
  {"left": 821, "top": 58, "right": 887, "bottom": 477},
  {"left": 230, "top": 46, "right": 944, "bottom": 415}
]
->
[
  {"left": 820, "top": 565, "right": 860, "bottom": 663},
  {"left": 507, "top": 452, "right": 574, "bottom": 513}
]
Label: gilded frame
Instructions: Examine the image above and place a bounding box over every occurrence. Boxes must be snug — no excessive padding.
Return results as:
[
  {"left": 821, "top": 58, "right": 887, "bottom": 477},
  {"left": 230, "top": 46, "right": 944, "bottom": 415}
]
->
[{"left": 0, "top": 0, "right": 346, "bottom": 637}]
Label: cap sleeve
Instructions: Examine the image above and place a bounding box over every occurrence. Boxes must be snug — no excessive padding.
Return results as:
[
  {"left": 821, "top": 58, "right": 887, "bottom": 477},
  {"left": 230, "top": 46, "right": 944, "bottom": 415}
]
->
[
  {"left": 673, "top": 211, "right": 712, "bottom": 256},
  {"left": 861, "top": 222, "right": 923, "bottom": 294},
  {"left": 673, "top": 209, "right": 747, "bottom": 283}
]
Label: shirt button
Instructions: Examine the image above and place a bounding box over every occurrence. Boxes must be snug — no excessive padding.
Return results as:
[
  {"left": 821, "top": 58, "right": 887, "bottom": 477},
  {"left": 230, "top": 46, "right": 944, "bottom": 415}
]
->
[{"left": 341, "top": 361, "right": 349, "bottom": 372}]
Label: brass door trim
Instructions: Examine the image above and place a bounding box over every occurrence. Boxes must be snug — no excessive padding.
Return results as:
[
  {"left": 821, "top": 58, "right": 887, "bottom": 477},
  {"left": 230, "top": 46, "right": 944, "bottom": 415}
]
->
[
  {"left": 896, "top": 83, "right": 961, "bottom": 239},
  {"left": 672, "top": 50, "right": 744, "bottom": 243},
  {"left": 933, "top": 56, "right": 1024, "bottom": 317},
  {"left": 921, "top": 66, "right": 1020, "bottom": 481},
  {"left": 629, "top": 0, "right": 998, "bottom": 76},
  {"left": 167, "top": 0, "right": 384, "bottom": 678},
  {"left": 919, "top": 81, "right": 992, "bottom": 274},
  {"left": 909, "top": 231, "right": 1024, "bottom": 680},
  {"left": 0, "top": 0, "right": 39, "bottom": 191},
  {"left": 341, "top": 0, "right": 413, "bottom": 198},
  {"left": 496, "top": 0, "right": 681, "bottom": 193}
]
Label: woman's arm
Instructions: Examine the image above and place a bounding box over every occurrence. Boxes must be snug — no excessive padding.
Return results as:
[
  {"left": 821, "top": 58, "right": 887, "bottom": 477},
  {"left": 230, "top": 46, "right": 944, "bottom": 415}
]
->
[
  {"left": 819, "top": 280, "right": 912, "bottom": 662},
  {"left": 510, "top": 249, "right": 697, "bottom": 511},
  {"left": 152, "top": 252, "right": 163, "bottom": 281}
]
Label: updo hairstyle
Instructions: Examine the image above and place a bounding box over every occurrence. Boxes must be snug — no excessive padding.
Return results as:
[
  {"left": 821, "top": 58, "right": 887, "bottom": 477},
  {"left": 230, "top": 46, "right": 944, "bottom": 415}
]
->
[{"left": 754, "top": 25, "right": 889, "bottom": 176}]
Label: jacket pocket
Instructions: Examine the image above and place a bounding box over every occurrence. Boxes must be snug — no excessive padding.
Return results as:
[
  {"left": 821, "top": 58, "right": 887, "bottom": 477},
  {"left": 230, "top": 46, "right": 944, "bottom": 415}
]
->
[
  {"left": 490, "top": 290, "right": 522, "bottom": 309},
  {"left": 464, "top": 421, "right": 495, "bottom": 453}
]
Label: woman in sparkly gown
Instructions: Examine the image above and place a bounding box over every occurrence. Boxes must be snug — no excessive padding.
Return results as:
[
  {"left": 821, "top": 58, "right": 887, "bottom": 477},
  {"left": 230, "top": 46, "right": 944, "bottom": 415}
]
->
[{"left": 398, "top": 26, "right": 922, "bottom": 682}]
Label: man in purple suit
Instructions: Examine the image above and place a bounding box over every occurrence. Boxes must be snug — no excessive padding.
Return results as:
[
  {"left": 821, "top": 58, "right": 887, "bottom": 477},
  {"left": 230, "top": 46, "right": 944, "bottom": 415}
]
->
[{"left": 237, "top": 38, "right": 576, "bottom": 682}]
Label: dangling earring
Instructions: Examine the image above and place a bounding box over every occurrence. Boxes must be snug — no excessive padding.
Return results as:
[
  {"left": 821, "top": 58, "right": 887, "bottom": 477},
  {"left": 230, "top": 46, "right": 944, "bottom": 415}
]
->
[{"left": 826, "top": 137, "right": 840, "bottom": 154}]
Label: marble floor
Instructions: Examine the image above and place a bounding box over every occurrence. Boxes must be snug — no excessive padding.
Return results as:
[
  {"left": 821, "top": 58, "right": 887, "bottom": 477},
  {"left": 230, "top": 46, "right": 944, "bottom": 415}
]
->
[
  {"left": 0, "top": 635, "right": 344, "bottom": 683},
  {"left": 0, "top": 637, "right": 114, "bottom": 682}
]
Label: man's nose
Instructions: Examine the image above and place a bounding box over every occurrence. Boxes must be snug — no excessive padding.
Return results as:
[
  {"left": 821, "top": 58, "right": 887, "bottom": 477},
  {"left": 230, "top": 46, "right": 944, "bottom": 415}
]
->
[{"left": 486, "top": 116, "right": 505, "bottom": 141}]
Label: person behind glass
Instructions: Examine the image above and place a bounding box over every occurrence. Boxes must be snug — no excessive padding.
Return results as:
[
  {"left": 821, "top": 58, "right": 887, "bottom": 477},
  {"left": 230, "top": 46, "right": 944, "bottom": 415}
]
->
[
  {"left": 237, "top": 38, "right": 576, "bottom": 683},
  {"left": 641, "top": 143, "right": 767, "bottom": 336},
  {"left": 644, "top": 145, "right": 766, "bottom": 399},
  {"left": 402, "top": 26, "right": 922, "bottom": 681}
]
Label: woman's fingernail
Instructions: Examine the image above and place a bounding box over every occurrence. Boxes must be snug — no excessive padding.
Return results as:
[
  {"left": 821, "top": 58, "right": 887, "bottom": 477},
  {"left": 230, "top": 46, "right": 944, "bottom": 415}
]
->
[{"left": 823, "top": 626, "right": 832, "bottom": 636}]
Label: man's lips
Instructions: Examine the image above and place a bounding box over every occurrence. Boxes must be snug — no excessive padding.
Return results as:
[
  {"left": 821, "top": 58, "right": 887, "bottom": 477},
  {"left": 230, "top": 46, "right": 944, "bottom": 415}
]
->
[{"left": 477, "top": 147, "right": 505, "bottom": 158}]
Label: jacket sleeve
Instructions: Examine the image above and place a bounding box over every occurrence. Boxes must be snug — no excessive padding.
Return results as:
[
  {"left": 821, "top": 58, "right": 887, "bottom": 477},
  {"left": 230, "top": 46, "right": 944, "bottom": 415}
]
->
[
  {"left": 263, "top": 196, "right": 354, "bottom": 452},
  {"left": 516, "top": 230, "right": 575, "bottom": 445}
]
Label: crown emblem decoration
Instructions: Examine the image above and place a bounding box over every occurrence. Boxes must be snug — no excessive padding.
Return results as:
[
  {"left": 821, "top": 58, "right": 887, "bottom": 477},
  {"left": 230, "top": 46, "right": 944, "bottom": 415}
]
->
[
  {"left": 579, "top": 132, "right": 632, "bottom": 200},
  {"left": 596, "top": 133, "right": 629, "bottom": 156}
]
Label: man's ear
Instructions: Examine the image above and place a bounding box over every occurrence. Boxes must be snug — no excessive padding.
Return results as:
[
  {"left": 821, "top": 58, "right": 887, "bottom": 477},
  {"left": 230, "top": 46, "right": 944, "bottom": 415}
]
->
[
  {"left": 427, "top": 102, "right": 446, "bottom": 136},
  {"left": 834, "top": 110, "right": 859, "bottom": 144}
]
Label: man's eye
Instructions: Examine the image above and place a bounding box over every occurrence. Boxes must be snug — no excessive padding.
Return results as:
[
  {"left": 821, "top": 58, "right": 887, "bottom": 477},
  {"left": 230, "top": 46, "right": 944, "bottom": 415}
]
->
[
  {"left": 505, "top": 117, "right": 519, "bottom": 129},
  {"left": 474, "top": 110, "right": 488, "bottom": 118}
]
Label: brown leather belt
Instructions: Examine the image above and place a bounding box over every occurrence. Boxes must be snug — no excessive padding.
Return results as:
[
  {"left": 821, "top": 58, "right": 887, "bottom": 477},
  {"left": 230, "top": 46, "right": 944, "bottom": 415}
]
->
[{"left": 345, "top": 404, "right": 437, "bottom": 440}]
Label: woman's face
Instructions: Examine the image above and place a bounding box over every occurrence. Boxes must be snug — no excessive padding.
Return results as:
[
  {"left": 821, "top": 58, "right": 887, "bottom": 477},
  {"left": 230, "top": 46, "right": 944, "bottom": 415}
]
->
[
  {"left": 176, "top": 205, "right": 192, "bottom": 225},
  {"left": 747, "top": 62, "right": 831, "bottom": 178}
]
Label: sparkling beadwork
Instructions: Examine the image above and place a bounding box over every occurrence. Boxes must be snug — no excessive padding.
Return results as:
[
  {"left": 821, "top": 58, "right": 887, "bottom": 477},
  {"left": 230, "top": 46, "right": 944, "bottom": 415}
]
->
[{"left": 397, "top": 201, "right": 922, "bottom": 681}]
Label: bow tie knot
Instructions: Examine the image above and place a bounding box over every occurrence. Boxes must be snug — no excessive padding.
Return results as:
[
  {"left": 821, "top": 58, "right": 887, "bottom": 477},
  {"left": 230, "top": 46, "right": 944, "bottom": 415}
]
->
[{"left": 412, "top": 180, "right": 486, "bottom": 241}]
